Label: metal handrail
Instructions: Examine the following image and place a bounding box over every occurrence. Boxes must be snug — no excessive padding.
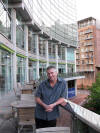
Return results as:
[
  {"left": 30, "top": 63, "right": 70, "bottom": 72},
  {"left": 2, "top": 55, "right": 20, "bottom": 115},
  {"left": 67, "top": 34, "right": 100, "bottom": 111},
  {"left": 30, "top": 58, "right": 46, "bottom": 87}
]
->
[{"left": 60, "top": 99, "right": 100, "bottom": 133}]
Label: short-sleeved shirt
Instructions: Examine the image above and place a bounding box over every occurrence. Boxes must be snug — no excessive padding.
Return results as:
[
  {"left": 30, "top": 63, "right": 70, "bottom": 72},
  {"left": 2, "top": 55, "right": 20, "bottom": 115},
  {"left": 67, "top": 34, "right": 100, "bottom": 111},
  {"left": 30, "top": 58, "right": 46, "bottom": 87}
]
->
[{"left": 35, "top": 78, "right": 66, "bottom": 120}]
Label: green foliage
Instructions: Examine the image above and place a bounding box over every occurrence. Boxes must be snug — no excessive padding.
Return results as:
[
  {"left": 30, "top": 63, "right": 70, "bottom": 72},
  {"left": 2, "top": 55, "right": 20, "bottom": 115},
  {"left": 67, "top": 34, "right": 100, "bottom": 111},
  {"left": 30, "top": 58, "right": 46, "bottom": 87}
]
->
[{"left": 84, "top": 73, "right": 100, "bottom": 114}]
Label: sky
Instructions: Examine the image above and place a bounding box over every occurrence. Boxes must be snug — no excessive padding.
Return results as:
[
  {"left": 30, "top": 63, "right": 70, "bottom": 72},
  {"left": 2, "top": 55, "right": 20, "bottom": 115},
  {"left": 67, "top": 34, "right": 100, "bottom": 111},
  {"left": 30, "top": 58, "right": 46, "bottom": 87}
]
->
[{"left": 76, "top": 0, "right": 100, "bottom": 21}]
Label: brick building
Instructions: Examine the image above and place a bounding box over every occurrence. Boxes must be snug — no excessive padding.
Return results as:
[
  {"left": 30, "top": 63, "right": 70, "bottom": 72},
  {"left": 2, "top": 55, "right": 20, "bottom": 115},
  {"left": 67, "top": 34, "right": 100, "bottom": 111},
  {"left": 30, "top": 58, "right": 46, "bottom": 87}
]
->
[{"left": 76, "top": 17, "right": 100, "bottom": 88}]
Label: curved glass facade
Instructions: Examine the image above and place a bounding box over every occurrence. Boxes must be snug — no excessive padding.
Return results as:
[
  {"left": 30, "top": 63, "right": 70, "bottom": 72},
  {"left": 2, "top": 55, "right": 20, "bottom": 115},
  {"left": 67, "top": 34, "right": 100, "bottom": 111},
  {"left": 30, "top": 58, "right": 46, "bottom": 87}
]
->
[{"left": 24, "top": 0, "right": 77, "bottom": 46}]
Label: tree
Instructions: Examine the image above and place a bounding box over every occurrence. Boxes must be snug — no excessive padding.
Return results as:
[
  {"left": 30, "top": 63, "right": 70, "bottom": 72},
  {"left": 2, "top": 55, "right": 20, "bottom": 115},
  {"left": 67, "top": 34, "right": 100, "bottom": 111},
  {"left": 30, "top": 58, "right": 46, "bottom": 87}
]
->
[{"left": 84, "top": 73, "right": 100, "bottom": 114}]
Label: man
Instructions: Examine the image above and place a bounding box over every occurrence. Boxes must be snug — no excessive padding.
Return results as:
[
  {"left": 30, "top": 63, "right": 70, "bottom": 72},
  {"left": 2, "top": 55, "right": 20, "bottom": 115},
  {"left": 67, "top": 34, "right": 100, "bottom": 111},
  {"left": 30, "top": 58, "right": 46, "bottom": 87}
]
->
[{"left": 35, "top": 66, "right": 66, "bottom": 129}]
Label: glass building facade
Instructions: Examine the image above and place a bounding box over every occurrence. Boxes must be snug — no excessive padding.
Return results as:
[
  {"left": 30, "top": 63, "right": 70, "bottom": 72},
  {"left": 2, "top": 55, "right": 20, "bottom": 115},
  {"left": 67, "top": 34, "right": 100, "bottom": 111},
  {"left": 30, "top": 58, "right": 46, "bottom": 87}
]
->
[
  {"left": 0, "top": 0, "right": 78, "bottom": 98},
  {"left": 17, "top": 56, "right": 26, "bottom": 85},
  {"left": 24, "top": 0, "right": 77, "bottom": 46},
  {"left": 0, "top": 1, "right": 11, "bottom": 40},
  {"left": 0, "top": 49, "right": 13, "bottom": 97}
]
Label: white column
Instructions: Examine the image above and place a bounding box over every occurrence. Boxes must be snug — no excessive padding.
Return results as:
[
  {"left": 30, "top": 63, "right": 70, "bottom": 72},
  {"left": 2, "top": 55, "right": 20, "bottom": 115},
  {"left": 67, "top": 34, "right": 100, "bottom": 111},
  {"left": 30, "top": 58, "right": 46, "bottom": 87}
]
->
[
  {"left": 74, "top": 50, "right": 76, "bottom": 72},
  {"left": 65, "top": 47, "right": 67, "bottom": 73},
  {"left": 55, "top": 44, "right": 58, "bottom": 72},
  {"left": 45, "top": 40, "right": 49, "bottom": 67},
  {"left": 24, "top": 25, "right": 29, "bottom": 82},
  {"left": 11, "top": 9, "right": 17, "bottom": 88},
  {"left": 35, "top": 35, "right": 39, "bottom": 79}
]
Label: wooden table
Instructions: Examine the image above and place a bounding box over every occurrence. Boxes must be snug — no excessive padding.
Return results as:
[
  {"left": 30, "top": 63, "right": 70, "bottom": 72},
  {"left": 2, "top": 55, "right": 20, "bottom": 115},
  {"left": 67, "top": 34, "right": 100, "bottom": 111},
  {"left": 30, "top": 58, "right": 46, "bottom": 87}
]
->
[{"left": 11, "top": 100, "right": 36, "bottom": 133}]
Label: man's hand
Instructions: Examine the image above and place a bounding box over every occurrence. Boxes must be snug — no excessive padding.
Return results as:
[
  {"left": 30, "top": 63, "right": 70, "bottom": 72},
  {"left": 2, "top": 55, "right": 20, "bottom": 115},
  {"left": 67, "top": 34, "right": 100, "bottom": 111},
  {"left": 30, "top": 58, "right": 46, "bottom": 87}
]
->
[
  {"left": 45, "top": 103, "right": 56, "bottom": 112},
  {"left": 61, "top": 101, "right": 67, "bottom": 106}
]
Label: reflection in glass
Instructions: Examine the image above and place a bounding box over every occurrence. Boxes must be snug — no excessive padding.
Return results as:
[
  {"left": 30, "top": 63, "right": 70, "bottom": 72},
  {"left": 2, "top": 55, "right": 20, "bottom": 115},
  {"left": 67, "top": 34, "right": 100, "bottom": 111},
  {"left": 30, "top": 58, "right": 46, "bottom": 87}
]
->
[
  {"left": 16, "top": 12, "right": 24, "bottom": 49},
  {"left": 0, "top": 49, "right": 13, "bottom": 97},
  {"left": 28, "top": 60, "right": 37, "bottom": 80},
  {"left": 17, "top": 57, "right": 26, "bottom": 85},
  {"left": 0, "top": 2, "right": 11, "bottom": 40},
  {"left": 24, "top": 0, "right": 77, "bottom": 46}
]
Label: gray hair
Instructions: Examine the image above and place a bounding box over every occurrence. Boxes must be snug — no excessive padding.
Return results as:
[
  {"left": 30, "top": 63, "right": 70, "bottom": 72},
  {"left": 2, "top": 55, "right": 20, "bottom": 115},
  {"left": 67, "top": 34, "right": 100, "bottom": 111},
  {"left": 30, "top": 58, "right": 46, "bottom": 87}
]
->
[{"left": 46, "top": 66, "right": 57, "bottom": 71}]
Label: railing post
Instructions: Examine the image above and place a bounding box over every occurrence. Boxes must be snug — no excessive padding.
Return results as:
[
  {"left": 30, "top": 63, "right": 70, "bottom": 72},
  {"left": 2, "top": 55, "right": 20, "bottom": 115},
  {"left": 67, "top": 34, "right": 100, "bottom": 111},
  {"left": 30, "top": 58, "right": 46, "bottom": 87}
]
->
[{"left": 71, "top": 115, "right": 78, "bottom": 133}]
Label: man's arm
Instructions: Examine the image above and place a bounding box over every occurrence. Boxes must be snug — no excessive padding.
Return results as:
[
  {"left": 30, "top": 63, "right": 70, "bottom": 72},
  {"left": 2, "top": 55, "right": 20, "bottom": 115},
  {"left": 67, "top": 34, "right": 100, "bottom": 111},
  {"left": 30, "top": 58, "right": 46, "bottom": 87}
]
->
[
  {"left": 46, "top": 97, "right": 65, "bottom": 111},
  {"left": 35, "top": 97, "right": 47, "bottom": 109},
  {"left": 35, "top": 97, "right": 52, "bottom": 112}
]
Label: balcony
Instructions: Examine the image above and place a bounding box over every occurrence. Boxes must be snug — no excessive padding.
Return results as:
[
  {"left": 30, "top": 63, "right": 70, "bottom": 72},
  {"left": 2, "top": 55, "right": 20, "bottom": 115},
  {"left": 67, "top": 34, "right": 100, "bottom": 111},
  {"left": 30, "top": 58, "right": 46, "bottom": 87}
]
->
[
  {"left": 0, "top": 91, "right": 99, "bottom": 133},
  {"left": 78, "top": 69, "right": 94, "bottom": 72},
  {"left": 84, "top": 29, "right": 93, "bottom": 34},
  {"left": 76, "top": 51, "right": 79, "bottom": 53},
  {"left": 76, "top": 57, "right": 80, "bottom": 59},
  {"left": 85, "top": 36, "right": 93, "bottom": 40},
  {"left": 0, "top": 79, "right": 99, "bottom": 133},
  {"left": 36, "top": 100, "right": 100, "bottom": 133},
  {"left": 89, "top": 62, "right": 94, "bottom": 65},
  {"left": 89, "top": 49, "right": 94, "bottom": 52}
]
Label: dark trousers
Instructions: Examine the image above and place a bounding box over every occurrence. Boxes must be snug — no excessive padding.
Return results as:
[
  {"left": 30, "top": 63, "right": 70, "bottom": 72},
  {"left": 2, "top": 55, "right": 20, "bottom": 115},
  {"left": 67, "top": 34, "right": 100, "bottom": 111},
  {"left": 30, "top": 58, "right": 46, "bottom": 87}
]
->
[{"left": 35, "top": 118, "right": 56, "bottom": 129}]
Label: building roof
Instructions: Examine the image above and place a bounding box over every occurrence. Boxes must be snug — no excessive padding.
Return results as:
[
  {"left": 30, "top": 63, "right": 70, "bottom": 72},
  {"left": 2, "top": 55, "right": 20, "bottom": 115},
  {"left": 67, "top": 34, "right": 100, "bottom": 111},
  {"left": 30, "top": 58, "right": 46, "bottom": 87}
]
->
[{"left": 78, "top": 17, "right": 96, "bottom": 24}]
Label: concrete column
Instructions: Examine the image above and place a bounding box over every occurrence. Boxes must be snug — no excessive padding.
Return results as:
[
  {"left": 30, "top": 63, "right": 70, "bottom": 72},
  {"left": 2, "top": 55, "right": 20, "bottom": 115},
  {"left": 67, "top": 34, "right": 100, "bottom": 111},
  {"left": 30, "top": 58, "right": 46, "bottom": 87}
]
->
[
  {"left": 11, "top": 8, "right": 17, "bottom": 88},
  {"left": 35, "top": 35, "right": 39, "bottom": 79},
  {"left": 74, "top": 50, "right": 76, "bottom": 72},
  {"left": 65, "top": 47, "right": 68, "bottom": 73},
  {"left": 45, "top": 40, "right": 49, "bottom": 67},
  {"left": 24, "top": 25, "right": 29, "bottom": 82},
  {"left": 55, "top": 44, "right": 58, "bottom": 72}
]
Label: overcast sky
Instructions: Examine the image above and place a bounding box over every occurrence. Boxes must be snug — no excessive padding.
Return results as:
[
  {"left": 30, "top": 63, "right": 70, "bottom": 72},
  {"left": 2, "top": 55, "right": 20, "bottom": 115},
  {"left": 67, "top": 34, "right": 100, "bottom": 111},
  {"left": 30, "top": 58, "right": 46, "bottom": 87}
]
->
[{"left": 76, "top": 0, "right": 100, "bottom": 21}]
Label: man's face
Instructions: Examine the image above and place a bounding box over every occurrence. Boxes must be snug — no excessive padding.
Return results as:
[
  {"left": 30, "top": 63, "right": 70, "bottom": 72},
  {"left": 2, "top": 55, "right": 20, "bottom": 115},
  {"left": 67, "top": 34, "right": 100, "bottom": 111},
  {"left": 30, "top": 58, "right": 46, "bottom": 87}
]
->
[{"left": 47, "top": 68, "right": 58, "bottom": 82}]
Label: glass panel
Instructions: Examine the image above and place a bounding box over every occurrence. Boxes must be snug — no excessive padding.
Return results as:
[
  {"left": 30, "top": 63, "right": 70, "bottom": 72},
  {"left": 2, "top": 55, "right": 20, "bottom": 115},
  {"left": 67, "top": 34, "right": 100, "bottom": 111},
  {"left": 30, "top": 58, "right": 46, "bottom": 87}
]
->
[
  {"left": 0, "top": 2, "right": 11, "bottom": 40},
  {"left": 28, "top": 60, "right": 37, "bottom": 80},
  {"left": 48, "top": 42, "right": 56, "bottom": 59},
  {"left": 39, "top": 62, "right": 46, "bottom": 76},
  {"left": 28, "top": 31, "right": 36, "bottom": 54},
  {"left": 67, "top": 48, "right": 75, "bottom": 63},
  {"left": 0, "top": 49, "right": 13, "bottom": 98},
  {"left": 67, "top": 64, "right": 75, "bottom": 73},
  {"left": 58, "top": 45, "right": 65, "bottom": 60},
  {"left": 16, "top": 12, "right": 24, "bottom": 50},
  {"left": 49, "top": 63, "right": 56, "bottom": 67},
  {"left": 58, "top": 64, "right": 66, "bottom": 74},
  {"left": 17, "top": 56, "right": 26, "bottom": 85},
  {"left": 39, "top": 37, "right": 46, "bottom": 57}
]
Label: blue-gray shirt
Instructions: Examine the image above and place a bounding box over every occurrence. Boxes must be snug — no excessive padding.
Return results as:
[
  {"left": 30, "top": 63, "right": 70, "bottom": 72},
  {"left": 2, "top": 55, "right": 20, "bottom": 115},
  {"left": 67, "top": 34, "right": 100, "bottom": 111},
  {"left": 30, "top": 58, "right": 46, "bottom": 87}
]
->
[{"left": 35, "top": 78, "right": 66, "bottom": 120}]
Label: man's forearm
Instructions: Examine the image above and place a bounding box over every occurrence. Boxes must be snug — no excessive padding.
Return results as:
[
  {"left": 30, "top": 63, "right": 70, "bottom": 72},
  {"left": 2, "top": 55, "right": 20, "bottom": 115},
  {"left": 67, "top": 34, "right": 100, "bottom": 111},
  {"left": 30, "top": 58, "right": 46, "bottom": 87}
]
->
[
  {"left": 54, "top": 97, "right": 65, "bottom": 106},
  {"left": 35, "top": 97, "right": 47, "bottom": 109},
  {"left": 48, "top": 98, "right": 65, "bottom": 109}
]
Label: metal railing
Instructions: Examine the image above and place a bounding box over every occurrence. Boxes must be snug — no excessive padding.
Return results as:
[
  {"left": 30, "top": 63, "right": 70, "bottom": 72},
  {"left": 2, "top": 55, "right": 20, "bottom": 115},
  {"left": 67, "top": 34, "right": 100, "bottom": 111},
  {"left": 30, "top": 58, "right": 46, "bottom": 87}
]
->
[{"left": 61, "top": 100, "right": 100, "bottom": 133}]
